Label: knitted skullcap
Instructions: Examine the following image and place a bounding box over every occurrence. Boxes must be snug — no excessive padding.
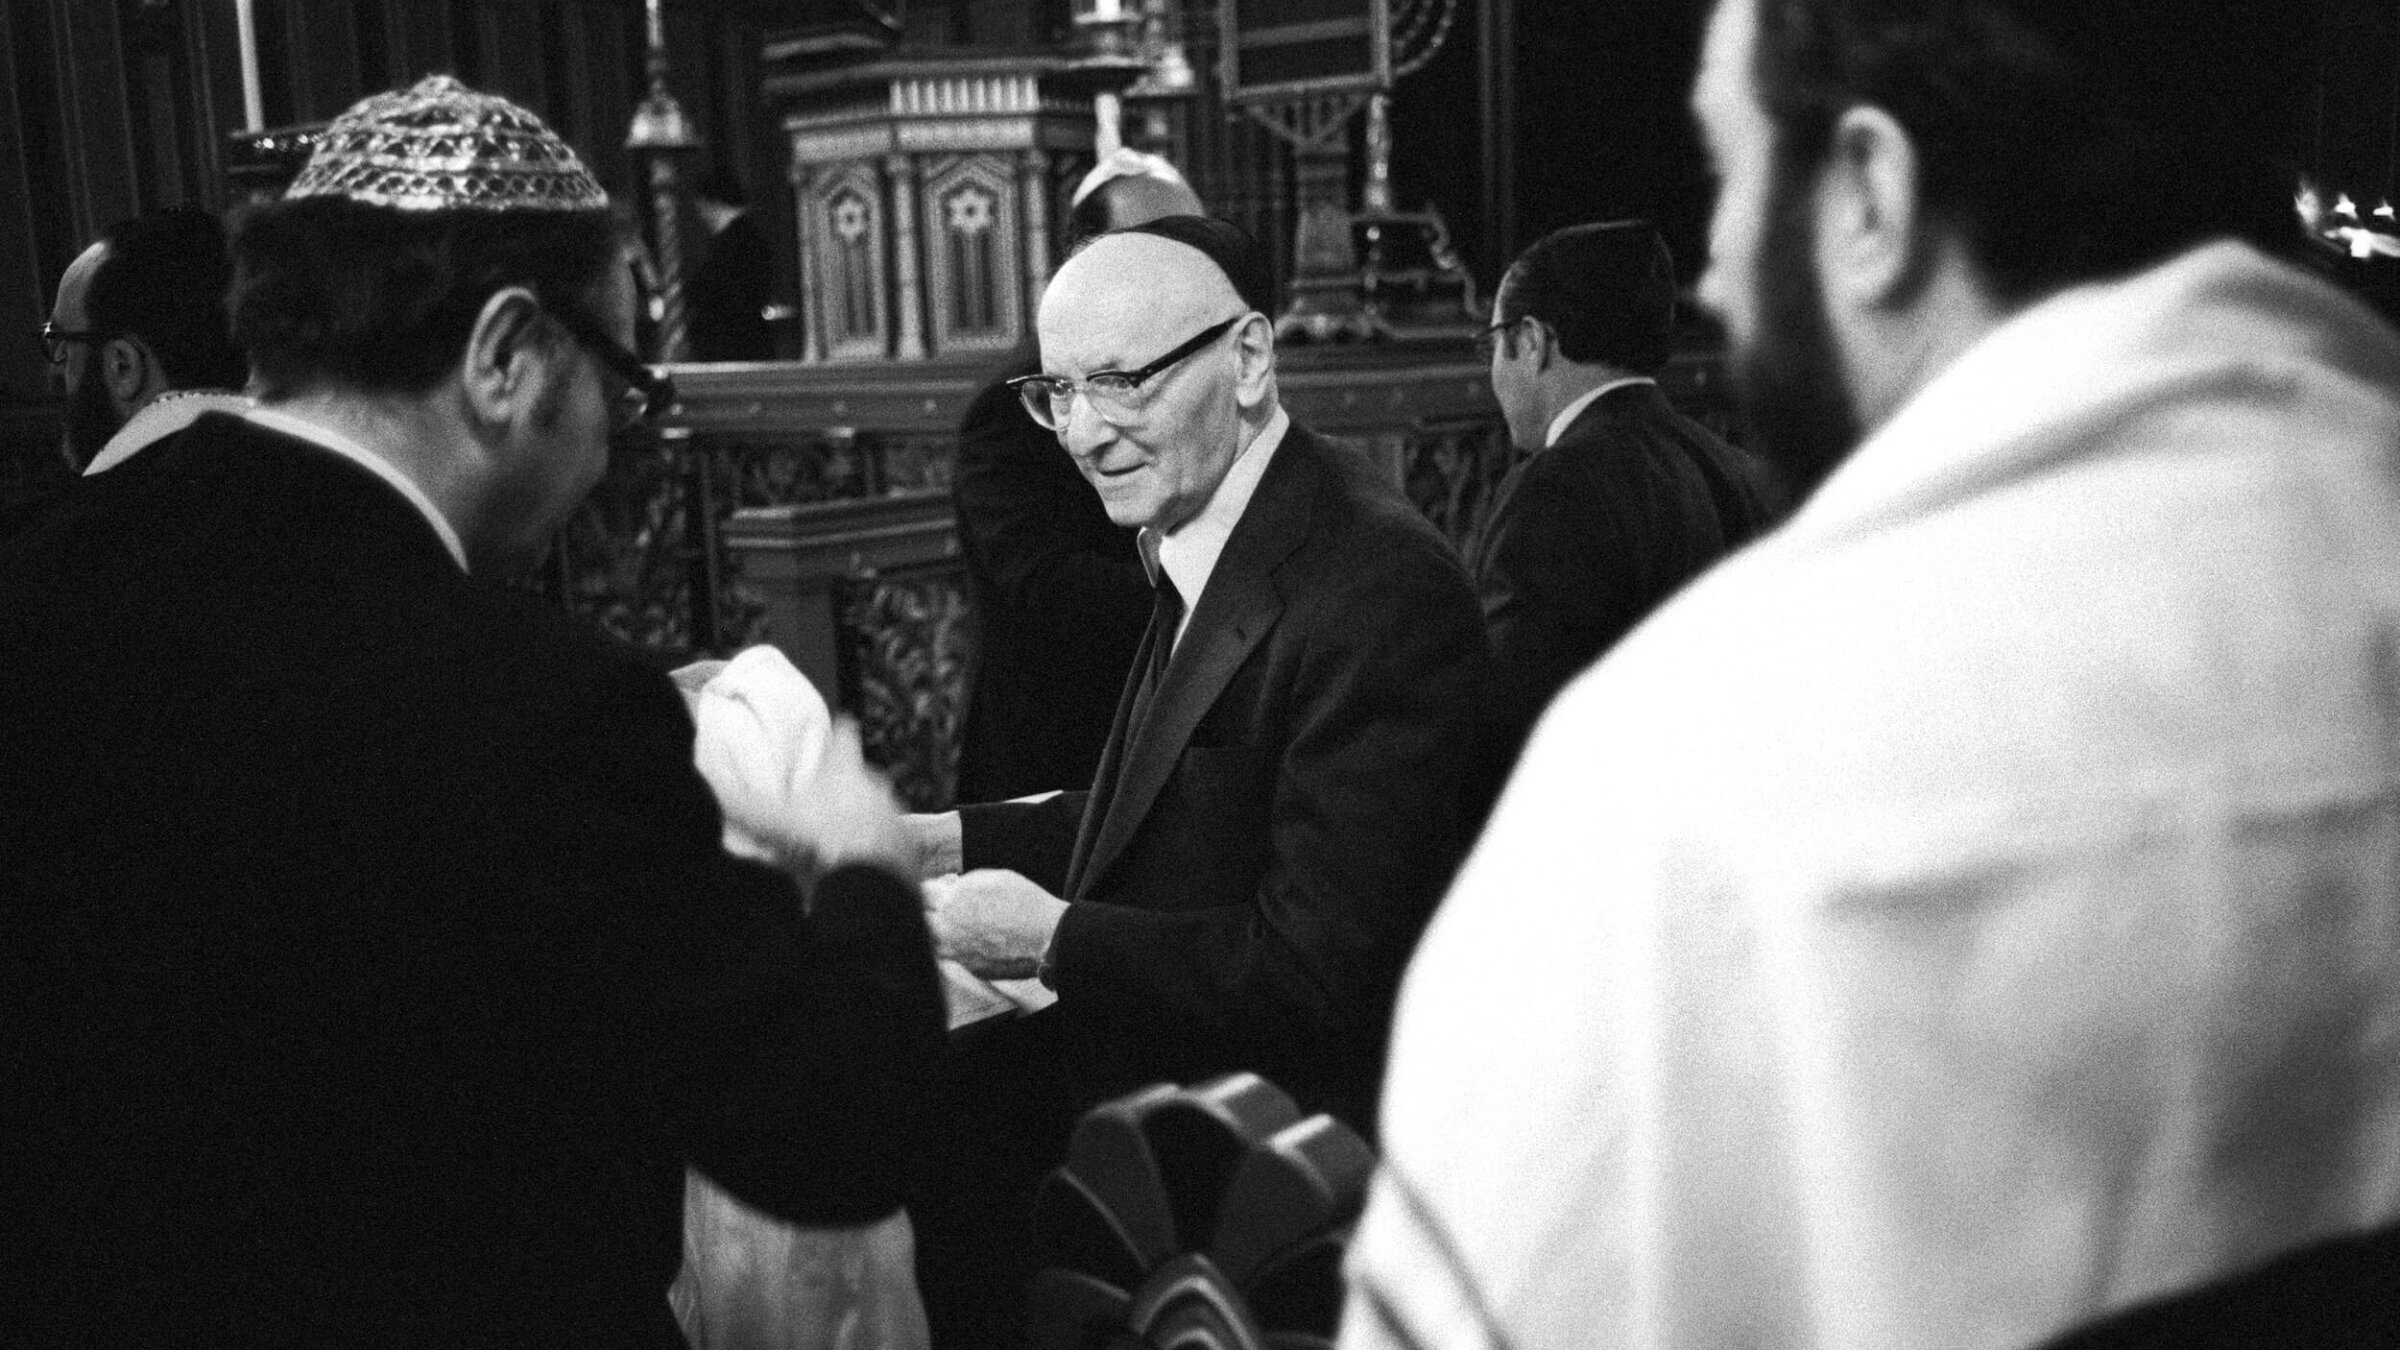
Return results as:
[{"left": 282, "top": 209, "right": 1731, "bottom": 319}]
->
[{"left": 285, "top": 75, "right": 607, "bottom": 213}]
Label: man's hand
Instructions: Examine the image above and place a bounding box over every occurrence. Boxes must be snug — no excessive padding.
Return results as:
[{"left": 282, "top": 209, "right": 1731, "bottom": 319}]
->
[
  {"left": 780, "top": 718, "right": 910, "bottom": 878},
  {"left": 923, "top": 868, "right": 1067, "bottom": 979},
  {"left": 898, "top": 810, "right": 965, "bottom": 880}
]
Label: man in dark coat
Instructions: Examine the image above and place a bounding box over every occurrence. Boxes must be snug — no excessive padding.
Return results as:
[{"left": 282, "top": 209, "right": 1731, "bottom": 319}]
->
[
  {"left": 4, "top": 206, "right": 253, "bottom": 538},
  {"left": 0, "top": 77, "right": 943, "bottom": 1350},
  {"left": 1469, "top": 219, "right": 1778, "bottom": 815},
  {"left": 687, "top": 167, "right": 775, "bottom": 361},
  {"left": 905, "top": 216, "right": 1487, "bottom": 1346},
  {"left": 951, "top": 152, "right": 1204, "bottom": 802}
]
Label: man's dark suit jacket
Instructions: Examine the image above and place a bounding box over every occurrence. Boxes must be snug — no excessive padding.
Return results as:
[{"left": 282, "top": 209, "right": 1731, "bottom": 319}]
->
[
  {"left": 688, "top": 211, "right": 774, "bottom": 361},
  {"left": 952, "top": 340, "right": 1152, "bottom": 803},
  {"left": 1467, "top": 380, "right": 1776, "bottom": 815},
  {"left": 959, "top": 420, "right": 1487, "bottom": 1129},
  {"left": 0, "top": 414, "right": 945, "bottom": 1349}
]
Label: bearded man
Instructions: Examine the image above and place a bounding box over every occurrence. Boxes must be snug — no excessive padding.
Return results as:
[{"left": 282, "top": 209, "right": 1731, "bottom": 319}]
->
[{"left": 1345, "top": 2, "right": 2400, "bottom": 1348}]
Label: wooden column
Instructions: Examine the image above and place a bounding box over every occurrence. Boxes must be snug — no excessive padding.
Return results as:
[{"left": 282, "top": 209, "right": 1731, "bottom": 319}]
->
[
  {"left": 1478, "top": 0, "right": 1515, "bottom": 279},
  {"left": 885, "top": 152, "right": 927, "bottom": 359},
  {"left": 1018, "top": 146, "right": 1052, "bottom": 301},
  {"left": 791, "top": 157, "right": 823, "bottom": 364}
]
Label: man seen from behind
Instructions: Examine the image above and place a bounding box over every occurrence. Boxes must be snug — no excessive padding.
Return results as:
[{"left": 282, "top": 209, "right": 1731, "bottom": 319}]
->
[{"left": 1346, "top": 2, "right": 2400, "bottom": 1347}]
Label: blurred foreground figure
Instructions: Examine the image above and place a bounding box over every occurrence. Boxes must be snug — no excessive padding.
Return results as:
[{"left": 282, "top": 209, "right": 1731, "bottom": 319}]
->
[
  {"left": 0, "top": 77, "right": 942, "bottom": 1349},
  {"left": 1346, "top": 2, "right": 2400, "bottom": 1348}
]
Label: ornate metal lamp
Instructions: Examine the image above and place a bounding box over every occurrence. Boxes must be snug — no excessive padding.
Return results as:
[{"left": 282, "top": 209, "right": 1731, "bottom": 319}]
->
[
  {"left": 627, "top": 0, "right": 705, "bottom": 364},
  {"left": 624, "top": 0, "right": 719, "bottom": 649},
  {"left": 1071, "top": 0, "right": 1150, "bottom": 158}
]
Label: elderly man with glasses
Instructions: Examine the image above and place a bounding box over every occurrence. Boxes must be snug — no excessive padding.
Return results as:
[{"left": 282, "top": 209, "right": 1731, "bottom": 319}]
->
[
  {"left": 895, "top": 214, "right": 1487, "bottom": 1348},
  {"left": 0, "top": 77, "right": 943, "bottom": 1349}
]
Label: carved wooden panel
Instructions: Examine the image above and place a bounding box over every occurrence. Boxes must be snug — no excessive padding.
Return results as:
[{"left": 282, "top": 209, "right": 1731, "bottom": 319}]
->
[
  {"left": 837, "top": 563, "right": 974, "bottom": 811},
  {"left": 919, "top": 152, "right": 1024, "bottom": 354},
  {"left": 809, "top": 163, "right": 891, "bottom": 360}
]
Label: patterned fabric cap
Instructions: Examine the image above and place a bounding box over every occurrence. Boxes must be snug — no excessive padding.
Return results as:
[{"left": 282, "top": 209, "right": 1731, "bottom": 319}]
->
[{"left": 285, "top": 74, "right": 607, "bottom": 213}]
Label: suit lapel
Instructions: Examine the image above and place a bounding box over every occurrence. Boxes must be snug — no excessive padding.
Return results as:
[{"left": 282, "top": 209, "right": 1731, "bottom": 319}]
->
[
  {"left": 1063, "top": 618, "right": 1158, "bottom": 899},
  {"left": 1065, "top": 427, "right": 1319, "bottom": 900}
]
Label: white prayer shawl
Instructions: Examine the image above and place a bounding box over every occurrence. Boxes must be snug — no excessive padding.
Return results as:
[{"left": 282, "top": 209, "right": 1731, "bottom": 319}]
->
[
  {"left": 1343, "top": 242, "right": 2400, "bottom": 1350},
  {"left": 81, "top": 389, "right": 252, "bottom": 475}
]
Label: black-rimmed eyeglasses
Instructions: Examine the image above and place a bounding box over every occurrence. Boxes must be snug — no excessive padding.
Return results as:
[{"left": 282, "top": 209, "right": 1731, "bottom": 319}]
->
[
  {"left": 546, "top": 305, "right": 675, "bottom": 432},
  {"left": 1007, "top": 314, "right": 1244, "bottom": 431},
  {"left": 1475, "top": 315, "right": 1529, "bottom": 362},
  {"left": 38, "top": 321, "right": 105, "bottom": 366}
]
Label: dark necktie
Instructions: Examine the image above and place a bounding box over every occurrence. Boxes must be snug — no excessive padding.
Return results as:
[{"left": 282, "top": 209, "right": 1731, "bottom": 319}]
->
[{"left": 1148, "top": 571, "right": 1184, "bottom": 690}]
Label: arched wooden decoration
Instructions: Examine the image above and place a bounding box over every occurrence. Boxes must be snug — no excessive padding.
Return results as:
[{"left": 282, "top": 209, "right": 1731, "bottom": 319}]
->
[
  {"left": 922, "top": 154, "right": 1023, "bottom": 354},
  {"left": 1029, "top": 1074, "right": 1375, "bottom": 1350}
]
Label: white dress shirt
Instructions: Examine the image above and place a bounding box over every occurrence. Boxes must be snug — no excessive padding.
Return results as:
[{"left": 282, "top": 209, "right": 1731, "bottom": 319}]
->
[
  {"left": 1140, "top": 404, "right": 1290, "bottom": 654},
  {"left": 1538, "top": 375, "right": 1653, "bottom": 450}
]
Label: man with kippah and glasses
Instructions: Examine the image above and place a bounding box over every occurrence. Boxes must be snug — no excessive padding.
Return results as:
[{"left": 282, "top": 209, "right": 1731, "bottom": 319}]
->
[
  {"left": 0, "top": 77, "right": 943, "bottom": 1348},
  {"left": 895, "top": 213, "right": 1488, "bottom": 1347},
  {"left": 950, "top": 150, "right": 1204, "bottom": 807}
]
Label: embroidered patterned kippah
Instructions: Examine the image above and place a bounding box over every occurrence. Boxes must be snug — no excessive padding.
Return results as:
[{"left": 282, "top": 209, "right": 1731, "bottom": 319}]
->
[{"left": 285, "top": 75, "right": 607, "bottom": 213}]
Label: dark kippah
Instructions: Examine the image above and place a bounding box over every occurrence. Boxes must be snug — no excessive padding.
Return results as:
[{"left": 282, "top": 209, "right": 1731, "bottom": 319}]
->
[{"left": 1110, "top": 214, "right": 1277, "bottom": 316}]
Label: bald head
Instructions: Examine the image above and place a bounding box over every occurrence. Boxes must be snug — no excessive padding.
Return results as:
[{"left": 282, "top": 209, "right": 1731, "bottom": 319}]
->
[
  {"left": 49, "top": 243, "right": 109, "bottom": 384},
  {"left": 1043, "top": 232, "right": 1243, "bottom": 350}
]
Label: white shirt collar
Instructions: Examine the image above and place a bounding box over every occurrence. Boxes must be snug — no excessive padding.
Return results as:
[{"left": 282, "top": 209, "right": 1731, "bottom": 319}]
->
[
  {"left": 1142, "top": 403, "right": 1291, "bottom": 650},
  {"left": 1541, "top": 376, "right": 1654, "bottom": 450},
  {"left": 82, "top": 390, "right": 253, "bottom": 476},
  {"left": 241, "top": 406, "right": 471, "bottom": 573}
]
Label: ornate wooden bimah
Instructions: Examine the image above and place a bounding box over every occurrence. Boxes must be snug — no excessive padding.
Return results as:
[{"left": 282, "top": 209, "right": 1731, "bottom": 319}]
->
[{"left": 766, "top": 49, "right": 1116, "bottom": 364}]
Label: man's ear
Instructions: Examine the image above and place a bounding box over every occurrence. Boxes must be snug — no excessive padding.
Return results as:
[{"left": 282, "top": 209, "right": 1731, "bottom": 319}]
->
[
  {"left": 1815, "top": 104, "right": 1933, "bottom": 314},
  {"left": 1231, "top": 310, "right": 1276, "bottom": 409},
  {"left": 99, "top": 335, "right": 157, "bottom": 413},
  {"left": 1526, "top": 318, "right": 1559, "bottom": 373},
  {"left": 458, "top": 286, "right": 555, "bottom": 432}
]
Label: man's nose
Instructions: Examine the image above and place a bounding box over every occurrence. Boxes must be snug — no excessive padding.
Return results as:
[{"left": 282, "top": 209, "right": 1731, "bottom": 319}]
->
[{"left": 1058, "top": 390, "right": 1116, "bottom": 460}]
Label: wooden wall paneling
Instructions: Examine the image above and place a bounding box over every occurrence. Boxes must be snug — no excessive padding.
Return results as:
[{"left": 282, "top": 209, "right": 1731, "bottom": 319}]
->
[
  {"left": 295, "top": 0, "right": 364, "bottom": 126},
  {"left": 348, "top": 0, "right": 393, "bottom": 91},
  {"left": 1478, "top": 0, "right": 1513, "bottom": 278},
  {"left": 477, "top": 0, "right": 553, "bottom": 119},
  {"left": 390, "top": 0, "right": 463, "bottom": 90},
  {"left": 542, "top": 1, "right": 594, "bottom": 160},
  {"left": 251, "top": 0, "right": 296, "bottom": 127},
  {"left": 445, "top": 0, "right": 485, "bottom": 86},
  {"left": 181, "top": 0, "right": 245, "bottom": 206},
  {"left": 0, "top": 0, "right": 60, "bottom": 406},
  {"left": 54, "top": 0, "right": 139, "bottom": 242},
  {"left": 581, "top": 1, "right": 638, "bottom": 197}
]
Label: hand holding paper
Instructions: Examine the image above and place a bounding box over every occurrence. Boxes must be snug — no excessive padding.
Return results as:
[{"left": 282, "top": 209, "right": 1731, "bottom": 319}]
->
[{"left": 922, "top": 868, "right": 1067, "bottom": 980}]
